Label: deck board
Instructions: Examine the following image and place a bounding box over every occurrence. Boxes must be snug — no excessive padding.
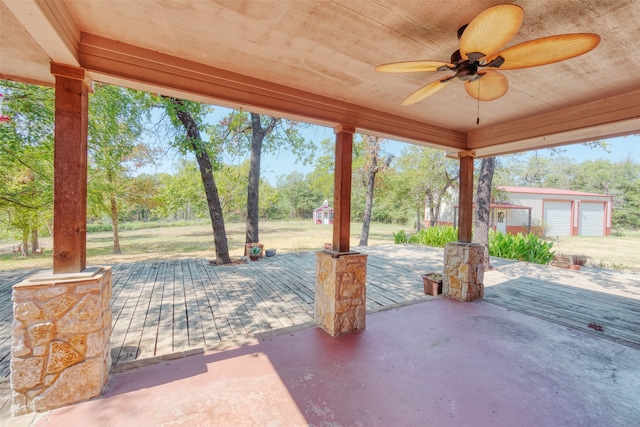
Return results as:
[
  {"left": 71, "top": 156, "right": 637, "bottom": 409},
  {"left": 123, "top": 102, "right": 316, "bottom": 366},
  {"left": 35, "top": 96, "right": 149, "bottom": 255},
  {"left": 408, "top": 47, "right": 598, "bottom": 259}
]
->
[
  {"left": 485, "top": 279, "right": 640, "bottom": 348},
  {"left": 113, "top": 262, "right": 157, "bottom": 363},
  {"left": 189, "top": 259, "right": 225, "bottom": 345},
  {"left": 156, "top": 261, "right": 177, "bottom": 353},
  {"left": 194, "top": 262, "right": 233, "bottom": 343},
  {"left": 138, "top": 262, "right": 166, "bottom": 359}
]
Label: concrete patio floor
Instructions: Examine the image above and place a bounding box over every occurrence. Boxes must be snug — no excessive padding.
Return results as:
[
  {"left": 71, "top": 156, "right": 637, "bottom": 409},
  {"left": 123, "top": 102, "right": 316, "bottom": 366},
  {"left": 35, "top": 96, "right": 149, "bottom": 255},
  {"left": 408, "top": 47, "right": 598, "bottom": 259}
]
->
[
  {"left": 3, "top": 245, "right": 640, "bottom": 426},
  {"left": 18, "top": 297, "right": 640, "bottom": 427}
]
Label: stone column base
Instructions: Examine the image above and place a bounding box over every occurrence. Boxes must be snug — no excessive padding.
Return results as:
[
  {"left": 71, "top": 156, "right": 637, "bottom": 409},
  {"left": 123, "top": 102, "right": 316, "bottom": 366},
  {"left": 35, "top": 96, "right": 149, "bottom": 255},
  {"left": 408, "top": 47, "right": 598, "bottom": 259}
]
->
[
  {"left": 443, "top": 243, "right": 484, "bottom": 301},
  {"left": 315, "top": 251, "right": 367, "bottom": 336},
  {"left": 11, "top": 266, "right": 112, "bottom": 416}
]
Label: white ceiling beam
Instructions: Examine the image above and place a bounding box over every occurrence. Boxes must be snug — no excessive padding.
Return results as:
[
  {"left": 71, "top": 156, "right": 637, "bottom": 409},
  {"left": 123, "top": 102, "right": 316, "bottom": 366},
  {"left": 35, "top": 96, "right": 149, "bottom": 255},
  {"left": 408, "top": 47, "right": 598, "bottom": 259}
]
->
[
  {"left": 2, "top": 0, "right": 79, "bottom": 66},
  {"left": 468, "top": 89, "right": 640, "bottom": 157}
]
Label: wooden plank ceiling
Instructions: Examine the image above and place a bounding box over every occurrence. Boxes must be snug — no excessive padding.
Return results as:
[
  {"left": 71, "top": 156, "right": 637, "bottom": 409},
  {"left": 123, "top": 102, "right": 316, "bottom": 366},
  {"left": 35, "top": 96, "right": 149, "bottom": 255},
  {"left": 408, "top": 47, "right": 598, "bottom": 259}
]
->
[{"left": 1, "top": 0, "right": 640, "bottom": 157}]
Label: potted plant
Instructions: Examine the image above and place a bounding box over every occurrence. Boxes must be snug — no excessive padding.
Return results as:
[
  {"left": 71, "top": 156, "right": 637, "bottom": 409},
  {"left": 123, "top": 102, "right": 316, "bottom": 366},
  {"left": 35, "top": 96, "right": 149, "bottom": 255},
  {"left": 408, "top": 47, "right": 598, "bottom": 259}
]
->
[
  {"left": 249, "top": 245, "right": 262, "bottom": 261},
  {"left": 421, "top": 273, "right": 443, "bottom": 296},
  {"left": 572, "top": 255, "right": 588, "bottom": 266},
  {"left": 245, "top": 242, "right": 264, "bottom": 258}
]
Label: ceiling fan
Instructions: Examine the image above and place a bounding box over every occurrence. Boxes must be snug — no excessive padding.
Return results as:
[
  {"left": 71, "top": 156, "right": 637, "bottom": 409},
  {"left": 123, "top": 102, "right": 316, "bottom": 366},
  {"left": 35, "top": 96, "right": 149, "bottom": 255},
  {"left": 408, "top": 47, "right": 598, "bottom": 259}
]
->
[{"left": 375, "top": 4, "right": 600, "bottom": 105}]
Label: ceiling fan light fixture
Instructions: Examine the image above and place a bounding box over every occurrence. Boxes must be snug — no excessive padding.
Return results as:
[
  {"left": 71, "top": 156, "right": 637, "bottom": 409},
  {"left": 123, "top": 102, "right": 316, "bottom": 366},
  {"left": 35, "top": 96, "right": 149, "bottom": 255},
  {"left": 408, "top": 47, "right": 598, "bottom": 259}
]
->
[{"left": 465, "top": 71, "right": 508, "bottom": 101}]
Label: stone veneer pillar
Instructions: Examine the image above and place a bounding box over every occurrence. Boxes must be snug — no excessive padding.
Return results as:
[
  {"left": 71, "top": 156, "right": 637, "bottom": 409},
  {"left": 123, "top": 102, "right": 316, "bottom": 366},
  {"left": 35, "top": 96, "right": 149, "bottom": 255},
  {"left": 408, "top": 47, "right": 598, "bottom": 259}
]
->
[
  {"left": 11, "top": 266, "right": 112, "bottom": 415},
  {"left": 315, "top": 251, "right": 367, "bottom": 336},
  {"left": 443, "top": 242, "right": 484, "bottom": 301}
]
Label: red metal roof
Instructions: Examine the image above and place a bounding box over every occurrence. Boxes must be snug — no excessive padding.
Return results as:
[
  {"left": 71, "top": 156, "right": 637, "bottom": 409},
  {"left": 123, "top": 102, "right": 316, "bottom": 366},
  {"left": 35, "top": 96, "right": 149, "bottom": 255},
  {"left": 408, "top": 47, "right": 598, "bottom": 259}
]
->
[
  {"left": 490, "top": 202, "right": 531, "bottom": 210},
  {"left": 454, "top": 202, "right": 531, "bottom": 210},
  {"left": 499, "top": 186, "right": 612, "bottom": 198}
]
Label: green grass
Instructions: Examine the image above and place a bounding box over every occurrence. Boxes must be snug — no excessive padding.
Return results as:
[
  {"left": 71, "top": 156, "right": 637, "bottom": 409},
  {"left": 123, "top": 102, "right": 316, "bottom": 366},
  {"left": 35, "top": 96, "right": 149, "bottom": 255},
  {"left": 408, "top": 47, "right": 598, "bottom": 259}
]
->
[
  {"left": 4, "top": 221, "right": 640, "bottom": 272},
  {"left": 0, "top": 220, "right": 401, "bottom": 270},
  {"left": 552, "top": 234, "right": 640, "bottom": 272}
]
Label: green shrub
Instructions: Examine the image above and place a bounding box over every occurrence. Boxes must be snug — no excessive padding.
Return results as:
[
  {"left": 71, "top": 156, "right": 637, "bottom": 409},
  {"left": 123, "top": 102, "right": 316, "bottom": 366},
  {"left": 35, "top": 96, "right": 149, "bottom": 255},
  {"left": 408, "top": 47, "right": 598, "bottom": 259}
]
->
[
  {"left": 488, "top": 230, "right": 555, "bottom": 265},
  {"left": 394, "top": 226, "right": 555, "bottom": 265},
  {"left": 411, "top": 226, "right": 458, "bottom": 247},
  {"left": 394, "top": 226, "right": 457, "bottom": 247},
  {"left": 393, "top": 230, "right": 408, "bottom": 244}
]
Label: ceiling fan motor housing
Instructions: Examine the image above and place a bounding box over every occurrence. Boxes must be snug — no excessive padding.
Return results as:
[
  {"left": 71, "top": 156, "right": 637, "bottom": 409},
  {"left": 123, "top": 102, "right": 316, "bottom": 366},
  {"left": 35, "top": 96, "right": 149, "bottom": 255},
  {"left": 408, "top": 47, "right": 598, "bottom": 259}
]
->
[
  {"left": 450, "top": 50, "right": 480, "bottom": 81},
  {"left": 457, "top": 61, "right": 479, "bottom": 81}
]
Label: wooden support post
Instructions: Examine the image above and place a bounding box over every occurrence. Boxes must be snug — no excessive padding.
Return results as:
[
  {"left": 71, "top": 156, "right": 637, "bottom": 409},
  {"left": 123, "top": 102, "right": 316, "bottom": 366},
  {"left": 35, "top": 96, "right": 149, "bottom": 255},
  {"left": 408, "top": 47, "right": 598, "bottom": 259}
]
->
[
  {"left": 51, "top": 63, "right": 90, "bottom": 273},
  {"left": 332, "top": 125, "right": 355, "bottom": 253},
  {"left": 458, "top": 153, "right": 474, "bottom": 243}
]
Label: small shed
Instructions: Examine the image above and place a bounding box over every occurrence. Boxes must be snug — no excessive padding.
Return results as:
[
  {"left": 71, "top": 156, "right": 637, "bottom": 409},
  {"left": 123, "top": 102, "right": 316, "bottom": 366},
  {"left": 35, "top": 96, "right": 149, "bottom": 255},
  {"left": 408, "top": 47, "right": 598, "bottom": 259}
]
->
[{"left": 314, "top": 200, "right": 334, "bottom": 225}]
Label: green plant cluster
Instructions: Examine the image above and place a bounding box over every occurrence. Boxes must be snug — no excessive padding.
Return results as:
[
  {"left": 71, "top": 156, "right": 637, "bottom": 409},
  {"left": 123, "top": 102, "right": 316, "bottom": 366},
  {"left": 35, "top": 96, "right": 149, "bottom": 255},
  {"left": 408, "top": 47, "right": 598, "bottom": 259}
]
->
[
  {"left": 488, "top": 230, "right": 555, "bottom": 264},
  {"left": 394, "top": 226, "right": 555, "bottom": 265},
  {"left": 392, "top": 230, "right": 408, "bottom": 244},
  {"left": 393, "top": 226, "right": 457, "bottom": 247}
]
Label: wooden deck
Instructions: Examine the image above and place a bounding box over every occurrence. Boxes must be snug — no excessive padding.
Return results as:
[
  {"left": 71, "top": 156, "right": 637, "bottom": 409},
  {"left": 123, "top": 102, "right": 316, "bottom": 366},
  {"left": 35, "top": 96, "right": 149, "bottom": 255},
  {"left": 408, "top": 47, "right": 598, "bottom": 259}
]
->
[
  {"left": 1, "top": 244, "right": 640, "bottom": 418},
  {"left": 484, "top": 258, "right": 640, "bottom": 350},
  {"left": 105, "top": 246, "right": 442, "bottom": 370}
]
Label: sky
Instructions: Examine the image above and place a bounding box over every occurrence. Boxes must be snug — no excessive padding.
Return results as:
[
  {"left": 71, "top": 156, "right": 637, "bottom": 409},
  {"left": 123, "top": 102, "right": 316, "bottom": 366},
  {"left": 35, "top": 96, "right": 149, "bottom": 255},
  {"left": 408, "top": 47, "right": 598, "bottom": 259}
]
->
[
  {"left": 143, "top": 104, "right": 640, "bottom": 184},
  {"left": 535, "top": 135, "right": 640, "bottom": 163},
  {"left": 258, "top": 132, "right": 640, "bottom": 184}
]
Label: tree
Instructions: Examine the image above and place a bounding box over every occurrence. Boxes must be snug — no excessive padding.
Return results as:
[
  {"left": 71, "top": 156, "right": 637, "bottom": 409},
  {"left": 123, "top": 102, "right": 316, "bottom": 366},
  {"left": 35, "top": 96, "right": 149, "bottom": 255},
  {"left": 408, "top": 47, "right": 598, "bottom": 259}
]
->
[
  {"left": 572, "top": 157, "right": 640, "bottom": 229},
  {"left": 306, "top": 138, "right": 338, "bottom": 203},
  {"left": 393, "top": 146, "right": 458, "bottom": 231},
  {"left": 357, "top": 135, "right": 392, "bottom": 246},
  {"left": 87, "top": 84, "right": 154, "bottom": 254},
  {"left": 163, "top": 97, "right": 231, "bottom": 264},
  {"left": 497, "top": 154, "right": 575, "bottom": 188},
  {"left": 218, "top": 111, "right": 312, "bottom": 251},
  {"left": 473, "top": 157, "right": 495, "bottom": 268},
  {"left": 154, "top": 160, "right": 209, "bottom": 221},
  {"left": 276, "top": 171, "right": 323, "bottom": 220},
  {"left": 0, "top": 81, "right": 55, "bottom": 255},
  {"left": 245, "top": 113, "right": 276, "bottom": 246}
]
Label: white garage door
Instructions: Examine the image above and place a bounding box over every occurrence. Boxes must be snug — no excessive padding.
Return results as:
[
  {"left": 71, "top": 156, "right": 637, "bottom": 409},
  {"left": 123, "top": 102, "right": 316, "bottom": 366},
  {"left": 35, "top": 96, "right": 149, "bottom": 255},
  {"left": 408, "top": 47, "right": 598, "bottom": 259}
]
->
[
  {"left": 544, "top": 201, "right": 572, "bottom": 236},
  {"left": 579, "top": 202, "right": 605, "bottom": 236}
]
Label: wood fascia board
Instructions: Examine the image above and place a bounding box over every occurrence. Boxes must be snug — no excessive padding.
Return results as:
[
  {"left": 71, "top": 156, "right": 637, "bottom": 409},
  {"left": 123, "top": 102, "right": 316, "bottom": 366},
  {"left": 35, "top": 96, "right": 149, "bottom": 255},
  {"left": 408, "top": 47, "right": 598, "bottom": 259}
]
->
[
  {"left": 0, "top": 73, "right": 55, "bottom": 88},
  {"left": 468, "top": 89, "right": 640, "bottom": 154},
  {"left": 471, "top": 116, "right": 640, "bottom": 158},
  {"left": 78, "top": 33, "right": 466, "bottom": 151},
  {"left": 2, "top": 0, "right": 79, "bottom": 66}
]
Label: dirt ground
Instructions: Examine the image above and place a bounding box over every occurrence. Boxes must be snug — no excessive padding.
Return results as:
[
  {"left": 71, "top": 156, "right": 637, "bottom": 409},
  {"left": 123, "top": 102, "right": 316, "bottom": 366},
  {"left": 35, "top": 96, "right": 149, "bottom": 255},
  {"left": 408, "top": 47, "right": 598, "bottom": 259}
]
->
[{"left": 553, "top": 234, "right": 640, "bottom": 272}]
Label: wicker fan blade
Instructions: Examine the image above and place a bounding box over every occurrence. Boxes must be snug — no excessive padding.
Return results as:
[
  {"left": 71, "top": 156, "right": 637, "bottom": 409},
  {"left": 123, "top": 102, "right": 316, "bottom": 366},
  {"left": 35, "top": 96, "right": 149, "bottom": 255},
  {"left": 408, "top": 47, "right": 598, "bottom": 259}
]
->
[
  {"left": 485, "top": 34, "right": 601, "bottom": 70},
  {"left": 460, "top": 4, "right": 523, "bottom": 61},
  {"left": 465, "top": 71, "right": 508, "bottom": 101},
  {"left": 401, "top": 76, "right": 455, "bottom": 106},
  {"left": 375, "top": 61, "right": 453, "bottom": 73}
]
